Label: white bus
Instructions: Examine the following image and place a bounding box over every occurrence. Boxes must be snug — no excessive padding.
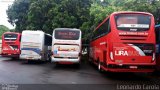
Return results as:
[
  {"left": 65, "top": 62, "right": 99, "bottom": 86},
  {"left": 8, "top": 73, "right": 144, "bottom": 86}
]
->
[
  {"left": 20, "top": 30, "right": 52, "bottom": 61},
  {"left": 0, "top": 40, "right": 2, "bottom": 55},
  {"left": 52, "top": 28, "right": 82, "bottom": 64}
]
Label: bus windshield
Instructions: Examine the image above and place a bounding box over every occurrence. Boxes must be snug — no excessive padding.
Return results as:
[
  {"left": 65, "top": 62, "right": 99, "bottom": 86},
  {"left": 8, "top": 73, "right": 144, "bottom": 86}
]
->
[
  {"left": 115, "top": 14, "right": 151, "bottom": 31},
  {"left": 4, "top": 34, "right": 18, "bottom": 41},
  {"left": 55, "top": 30, "right": 80, "bottom": 40}
]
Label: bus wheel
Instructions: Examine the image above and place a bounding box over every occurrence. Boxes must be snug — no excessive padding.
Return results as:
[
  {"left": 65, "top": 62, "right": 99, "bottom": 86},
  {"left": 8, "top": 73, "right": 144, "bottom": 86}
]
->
[
  {"left": 28, "top": 60, "right": 32, "bottom": 64},
  {"left": 47, "top": 54, "right": 51, "bottom": 62},
  {"left": 48, "top": 56, "right": 51, "bottom": 62},
  {"left": 53, "top": 62, "right": 59, "bottom": 67},
  {"left": 98, "top": 61, "right": 103, "bottom": 73},
  {"left": 12, "top": 57, "right": 19, "bottom": 60},
  {"left": 88, "top": 57, "right": 93, "bottom": 63},
  {"left": 75, "top": 63, "right": 80, "bottom": 69}
]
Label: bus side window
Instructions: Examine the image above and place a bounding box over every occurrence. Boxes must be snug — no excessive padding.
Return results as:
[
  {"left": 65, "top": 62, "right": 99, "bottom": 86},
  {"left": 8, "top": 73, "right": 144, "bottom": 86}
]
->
[
  {"left": 99, "top": 18, "right": 110, "bottom": 36},
  {"left": 44, "top": 34, "right": 52, "bottom": 46},
  {"left": 102, "top": 19, "right": 110, "bottom": 34},
  {"left": 108, "top": 20, "right": 111, "bottom": 32},
  {"left": 93, "top": 29, "right": 99, "bottom": 40},
  {"left": 92, "top": 18, "right": 110, "bottom": 40}
]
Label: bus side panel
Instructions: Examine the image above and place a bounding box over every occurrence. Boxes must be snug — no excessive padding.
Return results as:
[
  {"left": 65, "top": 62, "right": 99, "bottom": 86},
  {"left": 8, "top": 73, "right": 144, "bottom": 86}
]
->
[
  {"left": 20, "top": 47, "right": 42, "bottom": 60},
  {"left": 90, "top": 34, "right": 110, "bottom": 65},
  {"left": 20, "top": 31, "right": 44, "bottom": 60}
]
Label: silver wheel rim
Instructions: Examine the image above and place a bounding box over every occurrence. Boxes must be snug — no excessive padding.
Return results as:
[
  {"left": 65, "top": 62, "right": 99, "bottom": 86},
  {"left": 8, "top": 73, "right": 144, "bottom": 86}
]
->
[{"left": 98, "top": 62, "right": 101, "bottom": 70}]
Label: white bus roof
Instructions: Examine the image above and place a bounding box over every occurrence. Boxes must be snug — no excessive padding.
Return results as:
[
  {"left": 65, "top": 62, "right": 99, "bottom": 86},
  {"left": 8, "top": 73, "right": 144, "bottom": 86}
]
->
[
  {"left": 22, "top": 30, "right": 44, "bottom": 34},
  {"left": 53, "top": 28, "right": 81, "bottom": 31},
  {"left": 23, "top": 30, "right": 43, "bottom": 31},
  {"left": 22, "top": 30, "right": 52, "bottom": 36}
]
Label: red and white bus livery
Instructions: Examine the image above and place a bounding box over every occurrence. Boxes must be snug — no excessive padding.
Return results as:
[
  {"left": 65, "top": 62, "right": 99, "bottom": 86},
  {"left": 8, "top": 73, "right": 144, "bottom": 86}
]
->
[
  {"left": 52, "top": 28, "right": 82, "bottom": 64},
  {"left": 1, "top": 32, "right": 21, "bottom": 58},
  {"left": 89, "top": 12, "right": 155, "bottom": 72}
]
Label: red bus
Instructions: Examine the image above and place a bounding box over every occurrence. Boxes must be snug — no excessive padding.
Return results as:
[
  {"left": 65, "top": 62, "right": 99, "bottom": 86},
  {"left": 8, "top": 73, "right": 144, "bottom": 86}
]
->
[
  {"left": 89, "top": 11, "right": 156, "bottom": 72},
  {"left": 1, "top": 32, "right": 21, "bottom": 58}
]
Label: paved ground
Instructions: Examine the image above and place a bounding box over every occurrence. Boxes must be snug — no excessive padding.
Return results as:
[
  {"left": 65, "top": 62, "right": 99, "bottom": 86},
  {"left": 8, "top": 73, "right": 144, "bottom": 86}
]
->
[{"left": 0, "top": 56, "right": 160, "bottom": 90}]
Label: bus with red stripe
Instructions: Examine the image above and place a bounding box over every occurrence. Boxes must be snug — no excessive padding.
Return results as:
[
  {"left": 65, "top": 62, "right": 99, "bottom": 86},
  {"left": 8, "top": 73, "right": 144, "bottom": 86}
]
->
[
  {"left": 89, "top": 11, "right": 156, "bottom": 72},
  {"left": 1, "top": 32, "right": 21, "bottom": 58},
  {"left": 51, "top": 28, "right": 82, "bottom": 65}
]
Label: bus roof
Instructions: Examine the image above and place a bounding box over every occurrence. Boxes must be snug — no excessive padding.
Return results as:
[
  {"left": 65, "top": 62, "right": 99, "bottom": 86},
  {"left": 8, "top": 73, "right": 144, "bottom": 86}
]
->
[
  {"left": 54, "top": 28, "right": 81, "bottom": 31},
  {"left": 94, "top": 11, "right": 153, "bottom": 32},
  {"left": 3, "top": 32, "right": 21, "bottom": 35},
  {"left": 22, "top": 30, "right": 44, "bottom": 33},
  {"left": 23, "top": 30, "right": 43, "bottom": 32},
  {"left": 111, "top": 11, "right": 153, "bottom": 16}
]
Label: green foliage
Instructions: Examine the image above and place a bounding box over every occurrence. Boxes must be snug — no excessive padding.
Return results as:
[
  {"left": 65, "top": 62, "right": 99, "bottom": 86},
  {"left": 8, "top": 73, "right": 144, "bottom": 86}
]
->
[
  {"left": 90, "top": 0, "right": 160, "bottom": 27},
  {"left": 0, "top": 25, "right": 9, "bottom": 39},
  {"left": 6, "top": 0, "right": 160, "bottom": 42},
  {"left": 7, "top": 0, "right": 91, "bottom": 36},
  {"left": 7, "top": 0, "right": 30, "bottom": 32}
]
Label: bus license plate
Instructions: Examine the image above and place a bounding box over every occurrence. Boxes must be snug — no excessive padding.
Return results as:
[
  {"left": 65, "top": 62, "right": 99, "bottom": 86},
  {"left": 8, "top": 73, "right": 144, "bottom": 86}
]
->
[
  {"left": 28, "top": 57, "right": 33, "bottom": 59},
  {"left": 129, "top": 66, "right": 138, "bottom": 69}
]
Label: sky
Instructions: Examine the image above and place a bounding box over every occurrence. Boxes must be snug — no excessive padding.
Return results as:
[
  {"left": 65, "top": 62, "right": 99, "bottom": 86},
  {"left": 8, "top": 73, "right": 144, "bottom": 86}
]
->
[{"left": 0, "top": 0, "right": 15, "bottom": 29}]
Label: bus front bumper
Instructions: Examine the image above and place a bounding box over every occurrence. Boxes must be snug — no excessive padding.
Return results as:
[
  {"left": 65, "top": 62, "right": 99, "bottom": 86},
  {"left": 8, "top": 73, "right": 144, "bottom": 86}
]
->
[
  {"left": 1, "top": 53, "right": 19, "bottom": 57},
  {"left": 20, "top": 55, "right": 42, "bottom": 60},
  {"left": 51, "top": 57, "right": 80, "bottom": 63},
  {"left": 101, "top": 64, "right": 155, "bottom": 72}
]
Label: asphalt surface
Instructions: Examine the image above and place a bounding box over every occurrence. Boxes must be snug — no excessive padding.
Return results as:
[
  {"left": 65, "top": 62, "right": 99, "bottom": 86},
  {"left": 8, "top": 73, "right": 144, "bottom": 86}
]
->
[{"left": 0, "top": 56, "right": 160, "bottom": 90}]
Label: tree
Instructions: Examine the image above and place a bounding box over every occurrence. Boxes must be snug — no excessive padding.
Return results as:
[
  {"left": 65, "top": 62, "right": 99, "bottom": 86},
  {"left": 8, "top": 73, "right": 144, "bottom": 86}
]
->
[
  {"left": 0, "top": 25, "right": 9, "bottom": 39},
  {"left": 6, "top": 0, "right": 160, "bottom": 40},
  {"left": 26, "top": 0, "right": 91, "bottom": 35},
  {"left": 7, "top": 0, "right": 31, "bottom": 32}
]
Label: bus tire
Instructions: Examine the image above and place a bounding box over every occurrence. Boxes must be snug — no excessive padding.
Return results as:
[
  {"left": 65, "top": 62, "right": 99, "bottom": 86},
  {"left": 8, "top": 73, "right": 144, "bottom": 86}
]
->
[
  {"left": 98, "top": 61, "right": 104, "bottom": 73},
  {"left": 75, "top": 63, "right": 80, "bottom": 68},
  {"left": 28, "top": 60, "right": 32, "bottom": 64},
  {"left": 48, "top": 56, "right": 51, "bottom": 62},
  {"left": 88, "top": 56, "right": 92, "bottom": 62},
  {"left": 53, "top": 62, "right": 59, "bottom": 67},
  {"left": 12, "top": 57, "right": 19, "bottom": 60}
]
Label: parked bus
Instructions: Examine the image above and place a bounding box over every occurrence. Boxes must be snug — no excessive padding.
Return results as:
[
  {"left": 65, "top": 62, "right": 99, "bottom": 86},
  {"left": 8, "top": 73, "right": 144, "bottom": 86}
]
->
[
  {"left": 52, "top": 28, "right": 82, "bottom": 65},
  {"left": 20, "top": 30, "right": 52, "bottom": 62},
  {"left": 1, "top": 32, "right": 21, "bottom": 58},
  {"left": 89, "top": 11, "right": 156, "bottom": 72},
  {"left": 155, "top": 24, "right": 160, "bottom": 70},
  {"left": 0, "top": 40, "right": 2, "bottom": 55}
]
